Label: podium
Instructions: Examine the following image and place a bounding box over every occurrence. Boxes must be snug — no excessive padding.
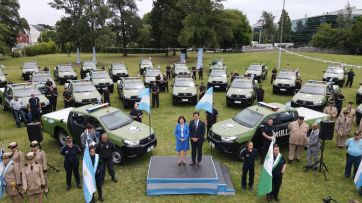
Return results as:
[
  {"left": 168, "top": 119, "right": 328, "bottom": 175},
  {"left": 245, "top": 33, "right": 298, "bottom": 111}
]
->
[{"left": 147, "top": 156, "right": 235, "bottom": 196}]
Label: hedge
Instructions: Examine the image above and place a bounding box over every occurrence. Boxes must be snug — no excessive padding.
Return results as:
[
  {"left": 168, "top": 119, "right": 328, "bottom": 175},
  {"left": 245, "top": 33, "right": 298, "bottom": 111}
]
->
[{"left": 24, "top": 41, "right": 57, "bottom": 56}]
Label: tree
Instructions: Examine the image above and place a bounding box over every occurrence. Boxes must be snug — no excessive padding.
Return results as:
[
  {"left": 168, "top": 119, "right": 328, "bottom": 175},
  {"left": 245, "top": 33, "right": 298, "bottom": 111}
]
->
[
  {"left": 291, "top": 20, "right": 307, "bottom": 46},
  {"left": 337, "top": 1, "right": 353, "bottom": 30},
  {"left": 347, "top": 17, "right": 362, "bottom": 54},
  {"left": 38, "top": 30, "right": 57, "bottom": 43},
  {"left": 108, "top": 0, "right": 141, "bottom": 56},
  {"left": 310, "top": 24, "right": 338, "bottom": 48},
  {"left": 137, "top": 12, "right": 152, "bottom": 47},
  {"left": 276, "top": 9, "right": 292, "bottom": 43},
  {"left": 258, "top": 11, "right": 275, "bottom": 43}
]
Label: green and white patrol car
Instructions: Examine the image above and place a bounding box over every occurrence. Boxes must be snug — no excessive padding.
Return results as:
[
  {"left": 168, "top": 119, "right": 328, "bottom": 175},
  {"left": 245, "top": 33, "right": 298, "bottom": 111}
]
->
[
  {"left": 208, "top": 102, "right": 327, "bottom": 160},
  {"left": 117, "top": 77, "right": 145, "bottom": 109},
  {"left": 109, "top": 63, "right": 129, "bottom": 82},
  {"left": 139, "top": 58, "right": 153, "bottom": 75},
  {"left": 226, "top": 76, "right": 257, "bottom": 107},
  {"left": 89, "top": 70, "right": 114, "bottom": 93},
  {"left": 172, "top": 75, "right": 197, "bottom": 105},
  {"left": 31, "top": 71, "right": 56, "bottom": 94},
  {"left": 356, "top": 83, "right": 362, "bottom": 105},
  {"left": 244, "top": 63, "right": 268, "bottom": 83},
  {"left": 0, "top": 65, "right": 7, "bottom": 88},
  {"left": 207, "top": 69, "right": 228, "bottom": 91},
  {"left": 54, "top": 64, "right": 77, "bottom": 85},
  {"left": 291, "top": 80, "right": 339, "bottom": 112},
  {"left": 273, "top": 69, "right": 299, "bottom": 94},
  {"left": 81, "top": 61, "right": 97, "bottom": 79},
  {"left": 22, "top": 62, "right": 39, "bottom": 80},
  {"left": 322, "top": 64, "right": 346, "bottom": 87},
  {"left": 66, "top": 80, "right": 102, "bottom": 107},
  {"left": 41, "top": 103, "right": 157, "bottom": 164}
]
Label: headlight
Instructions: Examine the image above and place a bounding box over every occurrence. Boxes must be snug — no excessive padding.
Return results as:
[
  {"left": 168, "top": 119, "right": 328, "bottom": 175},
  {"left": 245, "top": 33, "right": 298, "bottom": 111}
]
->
[
  {"left": 358, "top": 90, "right": 362, "bottom": 94},
  {"left": 124, "top": 95, "right": 131, "bottom": 99},
  {"left": 290, "top": 83, "right": 295, "bottom": 87},
  {"left": 75, "top": 98, "right": 82, "bottom": 103},
  {"left": 292, "top": 97, "right": 297, "bottom": 102},
  {"left": 124, "top": 139, "right": 140, "bottom": 146},
  {"left": 245, "top": 93, "right": 252, "bottom": 98},
  {"left": 314, "top": 101, "right": 322, "bottom": 105},
  {"left": 222, "top": 136, "right": 237, "bottom": 142}
]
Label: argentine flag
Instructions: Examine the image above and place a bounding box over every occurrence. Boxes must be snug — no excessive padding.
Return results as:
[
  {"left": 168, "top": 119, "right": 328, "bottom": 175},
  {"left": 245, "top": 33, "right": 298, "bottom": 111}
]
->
[
  {"left": 138, "top": 88, "right": 151, "bottom": 114},
  {"left": 82, "top": 144, "right": 96, "bottom": 203},
  {"left": 0, "top": 149, "right": 4, "bottom": 199},
  {"left": 195, "top": 87, "right": 213, "bottom": 113},
  {"left": 354, "top": 160, "right": 362, "bottom": 191}
]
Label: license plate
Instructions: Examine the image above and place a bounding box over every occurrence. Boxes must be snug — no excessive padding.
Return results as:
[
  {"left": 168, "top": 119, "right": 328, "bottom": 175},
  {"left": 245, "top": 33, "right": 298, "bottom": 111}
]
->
[
  {"left": 280, "top": 88, "right": 286, "bottom": 91},
  {"left": 234, "top": 101, "right": 241, "bottom": 104},
  {"left": 215, "top": 85, "right": 220, "bottom": 88},
  {"left": 147, "top": 145, "right": 155, "bottom": 152},
  {"left": 182, "top": 99, "right": 188, "bottom": 102}
]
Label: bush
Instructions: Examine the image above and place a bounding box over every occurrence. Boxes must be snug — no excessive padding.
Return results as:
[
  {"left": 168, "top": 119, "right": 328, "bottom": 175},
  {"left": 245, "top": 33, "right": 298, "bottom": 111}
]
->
[{"left": 24, "top": 41, "right": 57, "bottom": 56}]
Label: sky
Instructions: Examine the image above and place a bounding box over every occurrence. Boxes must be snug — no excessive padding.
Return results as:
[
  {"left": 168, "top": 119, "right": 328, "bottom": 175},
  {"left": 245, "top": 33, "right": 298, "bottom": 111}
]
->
[{"left": 19, "top": 0, "right": 362, "bottom": 26}]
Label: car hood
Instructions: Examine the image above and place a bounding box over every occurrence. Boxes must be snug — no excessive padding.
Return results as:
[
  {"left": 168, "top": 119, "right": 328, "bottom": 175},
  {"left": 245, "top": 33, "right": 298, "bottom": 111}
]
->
[
  {"left": 124, "top": 89, "right": 142, "bottom": 97},
  {"left": 23, "top": 68, "right": 38, "bottom": 73},
  {"left": 110, "top": 121, "right": 154, "bottom": 141},
  {"left": 273, "top": 78, "right": 294, "bottom": 85},
  {"left": 92, "top": 78, "right": 113, "bottom": 85},
  {"left": 357, "top": 86, "right": 362, "bottom": 94},
  {"left": 19, "top": 95, "right": 49, "bottom": 108},
  {"left": 357, "top": 104, "right": 362, "bottom": 113},
  {"left": 173, "top": 86, "right": 197, "bottom": 95},
  {"left": 211, "top": 119, "right": 251, "bottom": 138},
  {"left": 227, "top": 88, "right": 253, "bottom": 96},
  {"left": 323, "top": 73, "right": 343, "bottom": 80},
  {"left": 293, "top": 92, "right": 325, "bottom": 102},
  {"left": 0, "top": 75, "right": 6, "bottom": 82},
  {"left": 73, "top": 92, "right": 100, "bottom": 100},
  {"left": 245, "top": 70, "right": 261, "bottom": 76},
  {"left": 208, "top": 76, "right": 227, "bottom": 83},
  {"left": 145, "top": 76, "right": 156, "bottom": 83},
  {"left": 111, "top": 69, "right": 128, "bottom": 75},
  {"left": 175, "top": 69, "right": 191, "bottom": 74},
  {"left": 59, "top": 71, "right": 76, "bottom": 77}
]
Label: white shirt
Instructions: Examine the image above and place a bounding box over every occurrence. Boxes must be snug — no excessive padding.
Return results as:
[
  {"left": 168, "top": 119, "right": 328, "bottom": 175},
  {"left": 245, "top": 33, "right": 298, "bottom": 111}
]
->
[
  {"left": 10, "top": 99, "right": 23, "bottom": 110},
  {"left": 180, "top": 124, "right": 184, "bottom": 138}
]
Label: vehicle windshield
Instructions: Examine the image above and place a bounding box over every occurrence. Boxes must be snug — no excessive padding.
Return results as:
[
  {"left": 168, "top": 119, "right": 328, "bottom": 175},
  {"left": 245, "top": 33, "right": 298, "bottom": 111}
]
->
[
  {"left": 233, "top": 108, "right": 263, "bottom": 128},
  {"left": 175, "top": 64, "right": 188, "bottom": 70},
  {"left": 326, "top": 67, "right": 344, "bottom": 74},
  {"left": 14, "top": 87, "right": 42, "bottom": 97},
  {"left": 24, "top": 64, "right": 37, "bottom": 69},
  {"left": 299, "top": 85, "right": 325, "bottom": 95},
  {"left": 112, "top": 64, "right": 125, "bottom": 70},
  {"left": 124, "top": 82, "right": 144, "bottom": 89},
  {"left": 248, "top": 65, "right": 262, "bottom": 71},
  {"left": 32, "top": 75, "right": 51, "bottom": 83},
  {"left": 210, "top": 71, "right": 226, "bottom": 77},
  {"left": 73, "top": 83, "right": 97, "bottom": 92},
  {"left": 92, "top": 72, "right": 109, "bottom": 79},
  {"left": 84, "top": 63, "right": 96, "bottom": 69},
  {"left": 231, "top": 81, "right": 252, "bottom": 89},
  {"left": 59, "top": 66, "right": 73, "bottom": 72},
  {"left": 141, "top": 60, "right": 152, "bottom": 65},
  {"left": 277, "top": 72, "right": 295, "bottom": 80},
  {"left": 174, "top": 80, "right": 194, "bottom": 87},
  {"left": 100, "top": 110, "right": 133, "bottom": 130},
  {"left": 212, "top": 60, "right": 223, "bottom": 66},
  {"left": 146, "top": 70, "right": 160, "bottom": 77}
]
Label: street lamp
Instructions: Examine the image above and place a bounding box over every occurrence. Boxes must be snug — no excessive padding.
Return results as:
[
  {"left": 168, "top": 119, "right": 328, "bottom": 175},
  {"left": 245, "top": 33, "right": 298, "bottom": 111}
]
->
[{"left": 277, "top": 0, "right": 286, "bottom": 70}]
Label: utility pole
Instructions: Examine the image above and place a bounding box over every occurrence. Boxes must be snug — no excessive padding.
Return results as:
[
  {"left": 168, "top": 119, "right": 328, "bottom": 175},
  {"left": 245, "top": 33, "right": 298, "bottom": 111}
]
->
[{"left": 277, "top": 0, "right": 286, "bottom": 70}]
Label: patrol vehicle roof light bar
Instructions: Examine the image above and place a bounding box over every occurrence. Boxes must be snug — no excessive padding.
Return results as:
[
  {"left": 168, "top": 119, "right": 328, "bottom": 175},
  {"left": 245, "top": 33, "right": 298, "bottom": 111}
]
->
[
  {"left": 86, "top": 103, "right": 109, "bottom": 113},
  {"left": 257, "top": 102, "right": 279, "bottom": 111}
]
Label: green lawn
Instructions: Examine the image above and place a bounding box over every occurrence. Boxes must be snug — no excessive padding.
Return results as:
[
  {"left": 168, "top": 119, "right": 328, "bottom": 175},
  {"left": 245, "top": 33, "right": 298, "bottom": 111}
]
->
[{"left": 0, "top": 51, "right": 362, "bottom": 203}]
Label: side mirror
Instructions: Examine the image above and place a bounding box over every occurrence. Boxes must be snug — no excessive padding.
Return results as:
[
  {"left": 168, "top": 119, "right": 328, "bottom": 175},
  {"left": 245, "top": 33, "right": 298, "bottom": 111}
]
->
[{"left": 95, "top": 126, "right": 104, "bottom": 131}]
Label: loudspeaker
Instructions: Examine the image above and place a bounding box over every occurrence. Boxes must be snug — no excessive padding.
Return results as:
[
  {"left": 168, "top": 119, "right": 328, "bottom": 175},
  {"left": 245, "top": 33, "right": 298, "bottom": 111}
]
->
[
  {"left": 27, "top": 122, "right": 43, "bottom": 143},
  {"left": 319, "top": 120, "right": 335, "bottom": 140}
]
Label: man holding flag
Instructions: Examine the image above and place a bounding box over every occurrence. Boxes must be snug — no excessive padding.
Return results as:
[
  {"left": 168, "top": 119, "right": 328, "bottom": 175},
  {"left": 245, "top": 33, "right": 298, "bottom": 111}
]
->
[
  {"left": 83, "top": 144, "right": 97, "bottom": 203},
  {"left": 257, "top": 134, "right": 286, "bottom": 202}
]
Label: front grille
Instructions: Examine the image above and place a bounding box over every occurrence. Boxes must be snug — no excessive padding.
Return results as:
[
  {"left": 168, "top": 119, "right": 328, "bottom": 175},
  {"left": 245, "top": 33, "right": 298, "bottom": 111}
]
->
[
  {"left": 210, "top": 132, "right": 221, "bottom": 141},
  {"left": 117, "top": 73, "right": 126, "bottom": 76},
  {"left": 296, "top": 100, "right": 314, "bottom": 105},
  {"left": 212, "top": 81, "right": 223, "bottom": 84},
  {"left": 277, "top": 83, "right": 290, "bottom": 87},
  {"left": 82, "top": 98, "right": 98, "bottom": 104},
  {"left": 130, "top": 96, "right": 138, "bottom": 99},
  {"left": 231, "top": 94, "right": 245, "bottom": 99},
  {"left": 326, "top": 77, "right": 338, "bottom": 82},
  {"left": 139, "top": 134, "right": 155, "bottom": 145},
  {"left": 178, "top": 93, "right": 192, "bottom": 97}
]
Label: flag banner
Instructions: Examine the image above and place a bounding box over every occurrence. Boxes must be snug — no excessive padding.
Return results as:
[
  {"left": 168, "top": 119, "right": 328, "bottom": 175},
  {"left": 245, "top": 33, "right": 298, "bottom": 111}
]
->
[
  {"left": 82, "top": 145, "right": 96, "bottom": 203},
  {"left": 354, "top": 160, "right": 362, "bottom": 190},
  {"left": 138, "top": 88, "right": 151, "bottom": 114},
  {"left": 92, "top": 47, "right": 97, "bottom": 64},
  {"left": 257, "top": 137, "right": 276, "bottom": 196},
  {"left": 180, "top": 53, "right": 186, "bottom": 63},
  {"left": 196, "top": 48, "right": 203, "bottom": 69},
  {"left": 195, "top": 87, "right": 213, "bottom": 113}
]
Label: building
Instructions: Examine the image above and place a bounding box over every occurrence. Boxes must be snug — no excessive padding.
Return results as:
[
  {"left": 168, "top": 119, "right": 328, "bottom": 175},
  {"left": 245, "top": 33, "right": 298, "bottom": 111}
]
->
[{"left": 16, "top": 24, "right": 44, "bottom": 49}]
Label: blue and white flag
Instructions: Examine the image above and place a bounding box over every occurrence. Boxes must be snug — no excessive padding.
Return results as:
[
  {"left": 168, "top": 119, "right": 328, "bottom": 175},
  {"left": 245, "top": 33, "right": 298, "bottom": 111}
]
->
[
  {"left": 82, "top": 145, "right": 96, "bottom": 203},
  {"left": 195, "top": 87, "right": 213, "bottom": 113},
  {"left": 138, "top": 88, "right": 150, "bottom": 114},
  {"left": 196, "top": 48, "right": 203, "bottom": 69},
  {"left": 354, "top": 160, "right": 362, "bottom": 190},
  {"left": 0, "top": 149, "right": 5, "bottom": 199}
]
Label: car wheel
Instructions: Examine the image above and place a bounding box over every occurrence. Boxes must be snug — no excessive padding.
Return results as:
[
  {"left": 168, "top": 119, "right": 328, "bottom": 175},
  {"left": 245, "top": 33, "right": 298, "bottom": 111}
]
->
[
  {"left": 56, "top": 129, "right": 68, "bottom": 147},
  {"left": 112, "top": 148, "right": 125, "bottom": 165},
  {"left": 235, "top": 145, "right": 246, "bottom": 161}
]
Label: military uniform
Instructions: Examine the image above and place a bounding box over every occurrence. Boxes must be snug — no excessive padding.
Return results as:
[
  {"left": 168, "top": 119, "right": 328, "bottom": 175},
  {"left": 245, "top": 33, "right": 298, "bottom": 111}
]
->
[
  {"left": 63, "top": 90, "right": 73, "bottom": 108},
  {"left": 198, "top": 67, "right": 203, "bottom": 80},
  {"left": 96, "top": 140, "right": 117, "bottom": 182},
  {"left": 46, "top": 86, "right": 58, "bottom": 112},
  {"left": 2, "top": 152, "right": 22, "bottom": 203},
  {"left": 288, "top": 120, "right": 309, "bottom": 161},
  {"left": 343, "top": 106, "right": 356, "bottom": 121},
  {"left": 22, "top": 152, "right": 45, "bottom": 203},
  {"left": 31, "top": 141, "right": 49, "bottom": 193},
  {"left": 60, "top": 143, "right": 81, "bottom": 189},
  {"left": 256, "top": 87, "right": 264, "bottom": 102},
  {"left": 9, "top": 142, "right": 25, "bottom": 172},
  {"left": 323, "top": 105, "right": 338, "bottom": 119},
  {"left": 102, "top": 88, "right": 110, "bottom": 105},
  {"left": 335, "top": 113, "right": 352, "bottom": 147}
]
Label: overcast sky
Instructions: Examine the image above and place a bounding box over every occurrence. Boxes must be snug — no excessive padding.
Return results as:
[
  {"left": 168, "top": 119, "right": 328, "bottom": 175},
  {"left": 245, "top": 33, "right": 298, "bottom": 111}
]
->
[{"left": 19, "top": 0, "right": 362, "bottom": 26}]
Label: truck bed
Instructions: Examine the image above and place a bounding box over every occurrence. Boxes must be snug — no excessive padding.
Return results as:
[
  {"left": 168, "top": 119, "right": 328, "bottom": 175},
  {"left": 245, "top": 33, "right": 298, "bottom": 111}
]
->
[
  {"left": 296, "top": 107, "right": 328, "bottom": 123},
  {"left": 42, "top": 107, "right": 74, "bottom": 121}
]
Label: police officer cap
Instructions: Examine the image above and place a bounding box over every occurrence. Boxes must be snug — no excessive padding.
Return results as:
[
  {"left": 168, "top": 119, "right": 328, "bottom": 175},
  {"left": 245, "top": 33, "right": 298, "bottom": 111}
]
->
[
  {"left": 25, "top": 152, "right": 36, "bottom": 160},
  {"left": 30, "top": 140, "right": 39, "bottom": 147},
  {"left": 298, "top": 116, "right": 304, "bottom": 120},
  {"left": 8, "top": 142, "right": 18, "bottom": 149},
  {"left": 1, "top": 152, "right": 13, "bottom": 159}
]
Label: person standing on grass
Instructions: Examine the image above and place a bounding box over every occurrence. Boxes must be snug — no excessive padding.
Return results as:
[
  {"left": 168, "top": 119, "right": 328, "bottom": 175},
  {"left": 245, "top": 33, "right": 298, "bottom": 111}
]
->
[
  {"left": 267, "top": 144, "right": 286, "bottom": 202},
  {"left": 30, "top": 141, "right": 49, "bottom": 194},
  {"left": 305, "top": 123, "right": 321, "bottom": 171},
  {"left": 334, "top": 90, "right": 345, "bottom": 117},
  {"left": 198, "top": 66, "right": 203, "bottom": 80},
  {"left": 346, "top": 68, "right": 355, "bottom": 88},
  {"left": 10, "top": 95, "right": 28, "bottom": 127},
  {"left": 151, "top": 82, "right": 160, "bottom": 108},
  {"left": 174, "top": 116, "right": 190, "bottom": 166},
  {"left": 206, "top": 105, "right": 218, "bottom": 134},
  {"left": 344, "top": 131, "right": 362, "bottom": 178},
  {"left": 343, "top": 101, "right": 356, "bottom": 121},
  {"left": 22, "top": 152, "right": 45, "bottom": 203},
  {"left": 28, "top": 93, "right": 41, "bottom": 122},
  {"left": 288, "top": 116, "right": 308, "bottom": 164},
  {"left": 271, "top": 68, "right": 277, "bottom": 84},
  {"left": 60, "top": 138, "right": 81, "bottom": 191},
  {"left": 256, "top": 84, "right": 265, "bottom": 102},
  {"left": 323, "top": 101, "right": 338, "bottom": 119},
  {"left": 2, "top": 152, "right": 22, "bottom": 203},
  {"left": 261, "top": 118, "right": 275, "bottom": 163},
  {"left": 89, "top": 146, "right": 104, "bottom": 202},
  {"left": 199, "top": 82, "right": 206, "bottom": 100},
  {"left": 335, "top": 109, "right": 352, "bottom": 148},
  {"left": 240, "top": 141, "right": 257, "bottom": 191},
  {"left": 96, "top": 133, "right": 118, "bottom": 183},
  {"left": 191, "top": 66, "right": 197, "bottom": 80}
]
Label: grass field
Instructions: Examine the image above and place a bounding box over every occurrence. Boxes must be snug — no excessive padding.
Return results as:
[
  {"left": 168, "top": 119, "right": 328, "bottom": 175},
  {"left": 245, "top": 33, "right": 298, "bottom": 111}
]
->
[{"left": 0, "top": 51, "right": 362, "bottom": 203}]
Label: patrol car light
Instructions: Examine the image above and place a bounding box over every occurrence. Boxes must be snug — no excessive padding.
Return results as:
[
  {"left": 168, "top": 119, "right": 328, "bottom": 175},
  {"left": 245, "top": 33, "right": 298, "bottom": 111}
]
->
[
  {"left": 86, "top": 103, "right": 109, "bottom": 112},
  {"left": 258, "top": 102, "right": 279, "bottom": 111}
]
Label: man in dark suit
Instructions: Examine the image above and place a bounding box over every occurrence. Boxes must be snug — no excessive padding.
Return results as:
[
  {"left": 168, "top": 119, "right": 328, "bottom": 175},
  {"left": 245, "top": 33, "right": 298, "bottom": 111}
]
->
[{"left": 189, "top": 112, "right": 206, "bottom": 167}]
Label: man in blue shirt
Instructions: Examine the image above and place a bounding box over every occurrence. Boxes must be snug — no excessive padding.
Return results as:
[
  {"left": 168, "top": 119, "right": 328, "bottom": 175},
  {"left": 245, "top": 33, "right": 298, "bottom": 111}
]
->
[{"left": 345, "top": 131, "right": 362, "bottom": 178}]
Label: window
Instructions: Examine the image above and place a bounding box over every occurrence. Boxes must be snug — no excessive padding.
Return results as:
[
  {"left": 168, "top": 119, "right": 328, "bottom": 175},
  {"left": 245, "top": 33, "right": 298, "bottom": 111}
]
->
[
  {"left": 87, "top": 117, "right": 102, "bottom": 129},
  {"left": 279, "top": 112, "right": 295, "bottom": 123},
  {"left": 262, "top": 115, "right": 277, "bottom": 125},
  {"left": 72, "top": 113, "right": 86, "bottom": 127}
]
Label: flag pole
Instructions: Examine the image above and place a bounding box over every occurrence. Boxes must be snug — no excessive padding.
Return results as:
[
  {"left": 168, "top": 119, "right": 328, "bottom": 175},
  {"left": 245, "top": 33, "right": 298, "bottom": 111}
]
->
[{"left": 149, "top": 113, "right": 151, "bottom": 137}]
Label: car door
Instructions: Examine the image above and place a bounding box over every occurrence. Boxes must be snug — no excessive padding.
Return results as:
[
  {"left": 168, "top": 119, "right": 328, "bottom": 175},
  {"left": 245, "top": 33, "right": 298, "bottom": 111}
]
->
[
  {"left": 275, "top": 111, "right": 298, "bottom": 145},
  {"left": 67, "top": 112, "right": 87, "bottom": 144},
  {"left": 252, "top": 114, "right": 278, "bottom": 149},
  {"left": 87, "top": 116, "right": 105, "bottom": 137},
  {"left": 4, "top": 87, "right": 13, "bottom": 108}
]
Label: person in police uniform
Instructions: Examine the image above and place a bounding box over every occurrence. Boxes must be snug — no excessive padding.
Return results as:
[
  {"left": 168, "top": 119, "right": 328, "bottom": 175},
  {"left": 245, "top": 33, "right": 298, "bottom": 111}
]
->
[
  {"left": 240, "top": 141, "right": 257, "bottom": 191},
  {"left": 261, "top": 118, "right": 275, "bottom": 163},
  {"left": 334, "top": 90, "right": 345, "bottom": 117},
  {"left": 62, "top": 88, "right": 73, "bottom": 108},
  {"left": 163, "top": 74, "right": 169, "bottom": 93},
  {"left": 22, "top": 152, "right": 45, "bottom": 203},
  {"left": 30, "top": 141, "right": 48, "bottom": 193},
  {"left": 256, "top": 84, "right": 264, "bottom": 102},
  {"left": 323, "top": 101, "right": 338, "bottom": 119},
  {"left": 166, "top": 66, "right": 172, "bottom": 79},
  {"left": 96, "top": 133, "right": 118, "bottom": 183},
  {"left": 28, "top": 93, "right": 41, "bottom": 122},
  {"left": 206, "top": 106, "right": 218, "bottom": 134},
  {"left": 151, "top": 82, "right": 160, "bottom": 108},
  {"left": 295, "top": 77, "right": 302, "bottom": 93},
  {"left": 102, "top": 88, "right": 110, "bottom": 105},
  {"left": 271, "top": 68, "right": 277, "bottom": 84},
  {"left": 60, "top": 137, "right": 81, "bottom": 191},
  {"left": 8, "top": 142, "right": 25, "bottom": 171},
  {"left": 288, "top": 116, "right": 309, "bottom": 163},
  {"left": 89, "top": 146, "right": 104, "bottom": 202},
  {"left": 46, "top": 85, "right": 58, "bottom": 112},
  {"left": 335, "top": 109, "right": 352, "bottom": 148},
  {"left": 2, "top": 152, "right": 22, "bottom": 203},
  {"left": 130, "top": 103, "right": 143, "bottom": 123},
  {"left": 198, "top": 66, "right": 203, "bottom": 80},
  {"left": 199, "top": 82, "right": 206, "bottom": 100}
]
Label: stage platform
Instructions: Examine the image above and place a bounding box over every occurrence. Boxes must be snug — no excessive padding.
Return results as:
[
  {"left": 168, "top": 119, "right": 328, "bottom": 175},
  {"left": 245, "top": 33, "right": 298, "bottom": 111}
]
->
[{"left": 147, "top": 156, "right": 235, "bottom": 196}]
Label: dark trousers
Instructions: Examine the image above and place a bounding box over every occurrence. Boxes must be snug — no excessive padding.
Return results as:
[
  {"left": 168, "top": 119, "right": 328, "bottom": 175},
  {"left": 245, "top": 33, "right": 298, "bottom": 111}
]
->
[
  {"left": 268, "top": 175, "right": 283, "bottom": 198},
  {"left": 95, "top": 174, "right": 103, "bottom": 197},
  {"left": 242, "top": 164, "right": 255, "bottom": 188},
  {"left": 345, "top": 154, "right": 362, "bottom": 177},
  {"left": 64, "top": 101, "right": 73, "bottom": 108},
  {"left": 346, "top": 79, "right": 353, "bottom": 88},
  {"left": 166, "top": 72, "right": 171, "bottom": 80},
  {"left": 199, "top": 71, "right": 203, "bottom": 80},
  {"left": 192, "top": 73, "right": 196, "bottom": 80},
  {"left": 261, "top": 139, "right": 271, "bottom": 163},
  {"left": 13, "top": 110, "right": 28, "bottom": 126},
  {"left": 271, "top": 76, "right": 276, "bottom": 84},
  {"left": 191, "top": 141, "right": 203, "bottom": 162},
  {"left": 152, "top": 94, "right": 159, "bottom": 108},
  {"left": 29, "top": 109, "right": 40, "bottom": 122},
  {"left": 336, "top": 105, "right": 342, "bottom": 117},
  {"left": 103, "top": 96, "right": 110, "bottom": 105},
  {"left": 164, "top": 83, "right": 169, "bottom": 93},
  {"left": 257, "top": 96, "right": 264, "bottom": 102},
  {"left": 100, "top": 159, "right": 115, "bottom": 180},
  {"left": 65, "top": 160, "right": 80, "bottom": 186},
  {"left": 207, "top": 124, "right": 213, "bottom": 134},
  {"left": 50, "top": 99, "right": 57, "bottom": 112}
]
